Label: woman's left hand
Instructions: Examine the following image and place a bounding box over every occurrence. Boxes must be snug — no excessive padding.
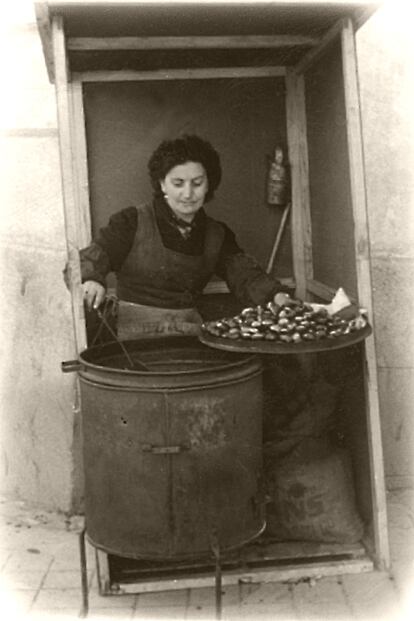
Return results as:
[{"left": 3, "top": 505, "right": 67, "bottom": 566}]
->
[{"left": 273, "top": 292, "right": 292, "bottom": 307}]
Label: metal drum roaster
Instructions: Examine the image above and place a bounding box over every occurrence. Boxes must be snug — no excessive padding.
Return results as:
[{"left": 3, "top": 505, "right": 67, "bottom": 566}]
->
[{"left": 63, "top": 336, "right": 265, "bottom": 563}]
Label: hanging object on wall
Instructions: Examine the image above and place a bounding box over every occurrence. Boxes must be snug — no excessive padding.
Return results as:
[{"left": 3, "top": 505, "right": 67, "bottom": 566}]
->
[{"left": 266, "top": 146, "right": 289, "bottom": 206}]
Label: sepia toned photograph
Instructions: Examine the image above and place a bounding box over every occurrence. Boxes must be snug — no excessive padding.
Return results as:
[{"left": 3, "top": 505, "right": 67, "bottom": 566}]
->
[{"left": 0, "top": 1, "right": 413, "bottom": 620}]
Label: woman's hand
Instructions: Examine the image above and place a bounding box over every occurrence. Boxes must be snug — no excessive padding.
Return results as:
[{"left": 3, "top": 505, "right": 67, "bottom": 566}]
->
[
  {"left": 83, "top": 280, "right": 106, "bottom": 311},
  {"left": 273, "top": 291, "right": 292, "bottom": 307}
]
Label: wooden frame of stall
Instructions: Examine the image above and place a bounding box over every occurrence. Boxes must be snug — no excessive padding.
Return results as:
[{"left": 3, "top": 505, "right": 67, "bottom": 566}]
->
[{"left": 36, "top": 0, "right": 389, "bottom": 594}]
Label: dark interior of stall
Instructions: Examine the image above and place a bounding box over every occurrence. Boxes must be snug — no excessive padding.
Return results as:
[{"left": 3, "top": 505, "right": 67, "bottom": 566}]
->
[
  {"left": 82, "top": 77, "right": 292, "bottom": 277},
  {"left": 305, "top": 40, "right": 358, "bottom": 298}
]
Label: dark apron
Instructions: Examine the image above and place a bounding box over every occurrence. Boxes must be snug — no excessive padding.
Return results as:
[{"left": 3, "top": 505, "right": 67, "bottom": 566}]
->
[{"left": 116, "top": 203, "right": 224, "bottom": 339}]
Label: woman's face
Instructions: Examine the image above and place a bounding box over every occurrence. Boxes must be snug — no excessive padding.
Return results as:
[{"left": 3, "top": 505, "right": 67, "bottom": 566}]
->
[{"left": 160, "top": 161, "right": 209, "bottom": 222}]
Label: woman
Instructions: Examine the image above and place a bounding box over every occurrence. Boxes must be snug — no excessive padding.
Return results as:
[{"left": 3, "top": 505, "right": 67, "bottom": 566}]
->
[{"left": 80, "top": 135, "right": 292, "bottom": 339}]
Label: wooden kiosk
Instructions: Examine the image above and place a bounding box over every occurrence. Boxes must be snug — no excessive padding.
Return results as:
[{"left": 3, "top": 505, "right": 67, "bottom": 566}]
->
[{"left": 36, "top": 0, "right": 389, "bottom": 600}]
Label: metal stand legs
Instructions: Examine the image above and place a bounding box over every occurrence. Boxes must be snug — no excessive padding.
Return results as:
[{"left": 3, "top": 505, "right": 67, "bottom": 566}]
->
[
  {"left": 80, "top": 530, "right": 223, "bottom": 619},
  {"left": 211, "top": 536, "right": 222, "bottom": 620},
  {"left": 79, "top": 528, "right": 89, "bottom": 618}
]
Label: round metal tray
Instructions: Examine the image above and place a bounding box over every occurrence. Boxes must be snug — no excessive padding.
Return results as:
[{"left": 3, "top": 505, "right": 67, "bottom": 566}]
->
[{"left": 199, "top": 324, "right": 372, "bottom": 355}]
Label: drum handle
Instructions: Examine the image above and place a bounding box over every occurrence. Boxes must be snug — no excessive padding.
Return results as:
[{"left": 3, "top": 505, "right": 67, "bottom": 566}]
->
[
  {"left": 141, "top": 443, "right": 189, "bottom": 455},
  {"left": 61, "top": 360, "right": 81, "bottom": 373}
]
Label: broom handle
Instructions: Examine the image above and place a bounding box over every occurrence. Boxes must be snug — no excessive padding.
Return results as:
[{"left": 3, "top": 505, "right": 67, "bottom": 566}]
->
[{"left": 266, "top": 203, "right": 291, "bottom": 274}]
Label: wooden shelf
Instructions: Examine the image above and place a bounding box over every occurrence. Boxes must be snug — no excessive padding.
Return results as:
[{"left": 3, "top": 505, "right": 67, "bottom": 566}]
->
[{"left": 95, "top": 537, "right": 374, "bottom": 595}]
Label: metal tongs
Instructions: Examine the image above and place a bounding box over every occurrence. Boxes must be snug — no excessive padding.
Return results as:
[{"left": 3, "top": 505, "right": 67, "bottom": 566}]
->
[{"left": 92, "top": 296, "right": 150, "bottom": 372}]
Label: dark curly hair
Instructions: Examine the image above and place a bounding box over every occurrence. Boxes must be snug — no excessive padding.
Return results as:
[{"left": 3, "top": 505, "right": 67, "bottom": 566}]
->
[{"left": 148, "top": 135, "right": 222, "bottom": 203}]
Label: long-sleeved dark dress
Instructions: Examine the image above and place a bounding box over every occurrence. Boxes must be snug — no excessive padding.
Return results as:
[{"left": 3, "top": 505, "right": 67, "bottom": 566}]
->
[{"left": 80, "top": 196, "right": 290, "bottom": 310}]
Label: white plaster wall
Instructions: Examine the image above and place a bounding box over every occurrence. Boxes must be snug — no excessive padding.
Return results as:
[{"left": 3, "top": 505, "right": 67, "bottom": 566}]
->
[
  {"left": 356, "top": 1, "right": 414, "bottom": 489},
  {"left": 0, "top": 7, "right": 80, "bottom": 511}
]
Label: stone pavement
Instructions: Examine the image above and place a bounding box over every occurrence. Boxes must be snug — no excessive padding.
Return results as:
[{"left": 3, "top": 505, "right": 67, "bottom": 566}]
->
[{"left": 0, "top": 489, "right": 413, "bottom": 621}]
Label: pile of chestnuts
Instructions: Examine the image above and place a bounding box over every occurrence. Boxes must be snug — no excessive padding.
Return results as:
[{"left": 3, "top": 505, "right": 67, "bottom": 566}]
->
[{"left": 201, "top": 299, "right": 367, "bottom": 344}]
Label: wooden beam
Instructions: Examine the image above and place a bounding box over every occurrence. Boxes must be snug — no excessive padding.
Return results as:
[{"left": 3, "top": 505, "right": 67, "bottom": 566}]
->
[
  {"left": 52, "top": 15, "right": 87, "bottom": 354},
  {"left": 341, "top": 17, "right": 389, "bottom": 570},
  {"left": 352, "top": 5, "right": 380, "bottom": 31},
  {"left": 294, "top": 18, "right": 345, "bottom": 75},
  {"left": 285, "top": 69, "right": 313, "bottom": 300},
  {"left": 106, "top": 558, "right": 373, "bottom": 594},
  {"left": 306, "top": 279, "right": 336, "bottom": 303},
  {"left": 34, "top": 2, "right": 54, "bottom": 83},
  {"left": 68, "top": 34, "right": 320, "bottom": 51},
  {"left": 73, "top": 66, "right": 286, "bottom": 83}
]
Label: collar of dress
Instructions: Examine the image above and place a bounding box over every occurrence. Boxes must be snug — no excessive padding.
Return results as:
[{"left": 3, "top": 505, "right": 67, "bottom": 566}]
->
[{"left": 153, "top": 196, "right": 206, "bottom": 235}]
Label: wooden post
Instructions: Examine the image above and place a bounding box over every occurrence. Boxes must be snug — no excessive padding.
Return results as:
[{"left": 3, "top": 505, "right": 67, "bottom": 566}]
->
[
  {"left": 34, "top": 2, "right": 54, "bottom": 83},
  {"left": 70, "top": 80, "right": 92, "bottom": 248},
  {"left": 52, "top": 15, "right": 87, "bottom": 353},
  {"left": 285, "top": 69, "right": 313, "bottom": 300},
  {"left": 341, "top": 18, "right": 389, "bottom": 570}
]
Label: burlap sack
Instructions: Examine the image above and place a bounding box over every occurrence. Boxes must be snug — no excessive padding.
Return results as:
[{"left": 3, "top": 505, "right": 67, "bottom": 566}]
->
[{"left": 266, "top": 445, "right": 364, "bottom": 543}]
